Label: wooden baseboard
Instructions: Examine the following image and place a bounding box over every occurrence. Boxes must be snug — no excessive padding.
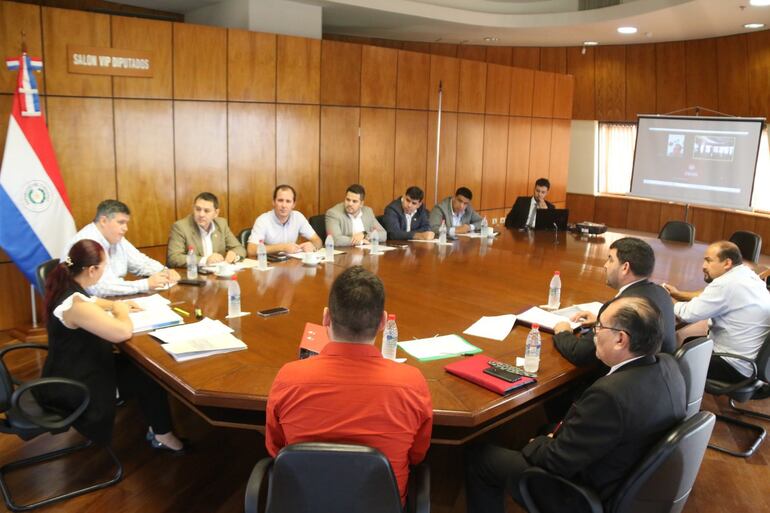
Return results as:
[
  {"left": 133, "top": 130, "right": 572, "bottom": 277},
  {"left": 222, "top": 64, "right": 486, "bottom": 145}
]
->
[{"left": 9, "top": 323, "right": 48, "bottom": 343}]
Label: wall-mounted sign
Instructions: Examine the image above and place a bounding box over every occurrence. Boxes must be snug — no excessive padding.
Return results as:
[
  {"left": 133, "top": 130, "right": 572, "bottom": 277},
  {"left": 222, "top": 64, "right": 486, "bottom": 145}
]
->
[{"left": 67, "top": 45, "right": 153, "bottom": 77}]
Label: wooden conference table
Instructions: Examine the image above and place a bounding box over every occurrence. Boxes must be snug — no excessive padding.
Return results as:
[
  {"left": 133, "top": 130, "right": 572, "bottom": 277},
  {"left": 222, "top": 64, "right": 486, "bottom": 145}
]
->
[{"left": 121, "top": 229, "right": 712, "bottom": 444}]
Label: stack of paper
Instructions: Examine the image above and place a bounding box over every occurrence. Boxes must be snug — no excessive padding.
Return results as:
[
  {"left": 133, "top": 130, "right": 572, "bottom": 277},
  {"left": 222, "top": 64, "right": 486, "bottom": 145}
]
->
[
  {"left": 287, "top": 249, "right": 345, "bottom": 260},
  {"left": 463, "top": 314, "right": 517, "bottom": 341},
  {"left": 457, "top": 231, "right": 500, "bottom": 239},
  {"left": 517, "top": 307, "right": 581, "bottom": 331},
  {"left": 552, "top": 302, "right": 603, "bottom": 320},
  {"left": 397, "top": 334, "right": 481, "bottom": 361},
  {"left": 150, "top": 318, "right": 247, "bottom": 362},
  {"left": 128, "top": 295, "right": 183, "bottom": 333}
]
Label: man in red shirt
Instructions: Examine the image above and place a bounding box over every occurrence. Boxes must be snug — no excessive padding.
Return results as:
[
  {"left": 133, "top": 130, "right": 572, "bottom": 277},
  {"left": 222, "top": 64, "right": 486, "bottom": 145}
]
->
[{"left": 265, "top": 266, "right": 434, "bottom": 504}]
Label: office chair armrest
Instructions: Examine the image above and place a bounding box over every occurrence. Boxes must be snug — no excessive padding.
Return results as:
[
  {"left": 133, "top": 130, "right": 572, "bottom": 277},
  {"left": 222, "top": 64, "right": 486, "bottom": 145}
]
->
[
  {"left": 519, "top": 467, "right": 603, "bottom": 513},
  {"left": 408, "top": 462, "right": 430, "bottom": 513},
  {"left": 0, "top": 343, "right": 48, "bottom": 386},
  {"left": 11, "top": 377, "right": 90, "bottom": 431},
  {"left": 244, "top": 456, "right": 273, "bottom": 513},
  {"left": 707, "top": 352, "right": 758, "bottom": 393}
]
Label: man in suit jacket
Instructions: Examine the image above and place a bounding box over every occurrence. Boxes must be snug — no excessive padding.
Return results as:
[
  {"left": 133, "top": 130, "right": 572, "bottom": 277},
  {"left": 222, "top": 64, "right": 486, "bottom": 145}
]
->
[
  {"left": 465, "top": 296, "right": 687, "bottom": 513},
  {"left": 429, "top": 187, "right": 483, "bottom": 237},
  {"left": 167, "top": 192, "right": 246, "bottom": 268},
  {"left": 325, "top": 184, "right": 387, "bottom": 247},
  {"left": 382, "top": 186, "right": 434, "bottom": 241},
  {"left": 553, "top": 237, "right": 677, "bottom": 366},
  {"left": 505, "top": 177, "right": 555, "bottom": 229}
]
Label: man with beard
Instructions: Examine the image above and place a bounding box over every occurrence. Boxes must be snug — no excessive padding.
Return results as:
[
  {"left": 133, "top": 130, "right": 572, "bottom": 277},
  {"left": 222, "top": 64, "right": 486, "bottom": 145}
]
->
[
  {"left": 325, "top": 184, "right": 387, "bottom": 247},
  {"left": 664, "top": 240, "right": 770, "bottom": 382},
  {"left": 553, "top": 237, "right": 677, "bottom": 367}
]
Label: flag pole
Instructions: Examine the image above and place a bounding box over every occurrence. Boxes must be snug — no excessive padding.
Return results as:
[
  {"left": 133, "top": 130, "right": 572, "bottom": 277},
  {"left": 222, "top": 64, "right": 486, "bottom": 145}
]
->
[{"left": 433, "top": 81, "right": 443, "bottom": 206}]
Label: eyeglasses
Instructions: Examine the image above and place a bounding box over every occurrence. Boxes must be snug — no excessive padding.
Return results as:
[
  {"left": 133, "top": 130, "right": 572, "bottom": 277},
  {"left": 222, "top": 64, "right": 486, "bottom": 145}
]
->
[{"left": 592, "top": 322, "right": 627, "bottom": 336}]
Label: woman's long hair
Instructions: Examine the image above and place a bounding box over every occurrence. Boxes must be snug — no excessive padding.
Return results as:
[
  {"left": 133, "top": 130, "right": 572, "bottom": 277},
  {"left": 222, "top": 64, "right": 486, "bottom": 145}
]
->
[{"left": 45, "top": 240, "right": 105, "bottom": 317}]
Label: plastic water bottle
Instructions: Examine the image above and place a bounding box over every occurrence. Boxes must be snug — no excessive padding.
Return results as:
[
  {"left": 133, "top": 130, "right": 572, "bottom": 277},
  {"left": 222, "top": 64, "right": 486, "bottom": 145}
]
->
[
  {"left": 370, "top": 229, "right": 380, "bottom": 254},
  {"left": 186, "top": 246, "right": 198, "bottom": 279},
  {"left": 228, "top": 275, "right": 241, "bottom": 317},
  {"left": 548, "top": 271, "right": 562, "bottom": 309},
  {"left": 257, "top": 239, "right": 267, "bottom": 270},
  {"left": 481, "top": 216, "right": 489, "bottom": 237},
  {"left": 325, "top": 234, "right": 335, "bottom": 262},
  {"left": 438, "top": 220, "right": 447, "bottom": 244},
  {"left": 524, "top": 324, "right": 541, "bottom": 373},
  {"left": 382, "top": 314, "right": 398, "bottom": 360}
]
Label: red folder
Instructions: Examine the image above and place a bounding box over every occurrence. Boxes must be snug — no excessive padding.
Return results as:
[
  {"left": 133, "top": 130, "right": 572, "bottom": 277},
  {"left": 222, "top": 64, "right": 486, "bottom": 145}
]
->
[
  {"left": 444, "top": 354, "right": 535, "bottom": 395},
  {"left": 298, "top": 322, "right": 330, "bottom": 359}
]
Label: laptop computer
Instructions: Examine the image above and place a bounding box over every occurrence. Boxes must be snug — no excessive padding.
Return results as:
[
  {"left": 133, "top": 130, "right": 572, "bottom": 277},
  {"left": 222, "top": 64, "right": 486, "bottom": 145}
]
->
[{"left": 534, "top": 208, "right": 569, "bottom": 231}]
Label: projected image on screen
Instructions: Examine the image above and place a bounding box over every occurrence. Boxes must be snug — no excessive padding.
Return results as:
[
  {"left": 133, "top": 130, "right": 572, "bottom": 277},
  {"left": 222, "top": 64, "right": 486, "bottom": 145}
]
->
[
  {"left": 630, "top": 116, "right": 764, "bottom": 211},
  {"left": 666, "top": 134, "right": 685, "bottom": 157},
  {"left": 692, "top": 135, "right": 735, "bottom": 162}
]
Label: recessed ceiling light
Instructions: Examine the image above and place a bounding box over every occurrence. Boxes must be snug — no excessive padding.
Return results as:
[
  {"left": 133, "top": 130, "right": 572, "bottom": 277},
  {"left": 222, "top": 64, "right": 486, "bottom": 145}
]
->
[
  {"left": 483, "top": 36, "right": 499, "bottom": 42},
  {"left": 583, "top": 41, "right": 599, "bottom": 46},
  {"left": 744, "top": 23, "right": 766, "bottom": 29},
  {"left": 750, "top": 0, "right": 770, "bottom": 7},
  {"left": 617, "top": 26, "right": 638, "bottom": 34}
]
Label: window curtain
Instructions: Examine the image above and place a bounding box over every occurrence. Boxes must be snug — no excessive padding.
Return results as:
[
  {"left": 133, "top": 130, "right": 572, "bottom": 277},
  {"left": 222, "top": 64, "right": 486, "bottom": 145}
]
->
[{"left": 597, "top": 122, "right": 636, "bottom": 194}]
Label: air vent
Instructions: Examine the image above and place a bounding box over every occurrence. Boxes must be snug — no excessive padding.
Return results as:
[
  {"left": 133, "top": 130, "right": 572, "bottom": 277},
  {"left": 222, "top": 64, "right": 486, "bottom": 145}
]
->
[{"left": 579, "top": 0, "right": 621, "bottom": 10}]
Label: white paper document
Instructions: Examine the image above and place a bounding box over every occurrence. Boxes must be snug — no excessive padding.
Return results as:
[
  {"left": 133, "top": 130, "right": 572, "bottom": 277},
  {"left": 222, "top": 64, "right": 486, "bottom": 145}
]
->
[
  {"left": 149, "top": 317, "right": 233, "bottom": 344},
  {"left": 552, "top": 302, "right": 603, "bottom": 320},
  {"left": 457, "top": 232, "right": 499, "bottom": 239},
  {"left": 358, "top": 244, "right": 398, "bottom": 252},
  {"left": 287, "top": 249, "right": 345, "bottom": 260},
  {"left": 125, "top": 294, "right": 170, "bottom": 310},
  {"left": 129, "top": 306, "right": 183, "bottom": 333},
  {"left": 161, "top": 333, "right": 247, "bottom": 362},
  {"left": 517, "top": 307, "right": 581, "bottom": 331},
  {"left": 463, "top": 314, "right": 517, "bottom": 341},
  {"left": 397, "top": 334, "right": 481, "bottom": 361}
]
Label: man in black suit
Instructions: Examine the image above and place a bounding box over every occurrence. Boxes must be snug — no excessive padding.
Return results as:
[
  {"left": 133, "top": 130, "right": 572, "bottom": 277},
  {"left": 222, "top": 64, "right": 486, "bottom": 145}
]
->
[
  {"left": 465, "top": 296, "right": 687, "bottom": 513},
  {"left": 381, "top": 186, "right": 435, "bottom": 241},
  {"left": 505, "top": 177, "right": 555, "bottom": 229},
  {"left": 553, "top": 237, "right": 677, "bottom": 366}
]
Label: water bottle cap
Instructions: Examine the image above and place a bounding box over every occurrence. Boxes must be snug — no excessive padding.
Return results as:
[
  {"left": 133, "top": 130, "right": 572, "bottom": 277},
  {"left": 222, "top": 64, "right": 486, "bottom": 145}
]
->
[
  {"left": 554, "top": 271, "right": 560, "bottom": 276},
  {"left": 188, "top": 246, "right": 194, "bottom": 250},
  {"left": 231, "top": 275, "right": 237, "bottom": 280},
  {"left": 388, "top": 314, "right": 396, "bottom": 320},
  {"left": 531, "top": 324, "right": 539, "bottom": 330}
]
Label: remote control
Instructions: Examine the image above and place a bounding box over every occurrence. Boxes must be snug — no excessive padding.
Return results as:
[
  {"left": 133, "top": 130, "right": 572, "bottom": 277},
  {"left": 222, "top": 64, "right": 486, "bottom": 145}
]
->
[{"left": 488, "top": 360, "right": 537, "bottom": 378}]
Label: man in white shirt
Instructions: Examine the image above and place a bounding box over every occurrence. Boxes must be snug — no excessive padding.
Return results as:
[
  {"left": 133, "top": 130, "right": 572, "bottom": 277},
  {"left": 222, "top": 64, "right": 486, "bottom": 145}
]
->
[
  {"left": 166, "top": 192, "right": 245, "bottom": 267},
  {"left": 63, "top": 200, "right": 180, "bottom": 297},
  {"left": 665, "top": 240, "right": 770, "bottom": 382},
  {"left": 505, "top": 177, "right": 555, "bottom": 230},
  {"left": 248, "top": 185, "right": 322, "bottom": 255},
  {"left": 325, "top": 184, "right": 387, "bottom": 247}
]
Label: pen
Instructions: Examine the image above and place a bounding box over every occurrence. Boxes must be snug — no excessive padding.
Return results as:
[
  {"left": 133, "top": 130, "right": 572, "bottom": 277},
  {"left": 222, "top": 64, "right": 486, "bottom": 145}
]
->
[{"left": 173, "top": 306, "right": 190, "bottom": 317}]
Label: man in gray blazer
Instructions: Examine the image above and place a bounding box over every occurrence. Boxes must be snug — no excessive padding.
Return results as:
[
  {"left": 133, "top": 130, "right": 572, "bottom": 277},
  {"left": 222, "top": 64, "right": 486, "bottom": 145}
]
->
[
  {"left": 325, "top": 184, "right": 387, "bottom": 247},
  {"left": 429, "top": 187, "right": 484, "bottom": 237},
  {"left": 167, "top": 192, "right": 245, "bottom": 267}
]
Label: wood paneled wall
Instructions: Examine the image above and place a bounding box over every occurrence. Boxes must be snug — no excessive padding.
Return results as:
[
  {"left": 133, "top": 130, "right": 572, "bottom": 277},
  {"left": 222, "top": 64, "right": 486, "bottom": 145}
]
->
[
  {"left": 0, "top": 1, "right": 573, "bottom": 329},
  {"left": 327, "top": 29, "right": 770, "bottom": 122},
  {"left": 566, "top": 193, "right": 770, "bottom": 256}
]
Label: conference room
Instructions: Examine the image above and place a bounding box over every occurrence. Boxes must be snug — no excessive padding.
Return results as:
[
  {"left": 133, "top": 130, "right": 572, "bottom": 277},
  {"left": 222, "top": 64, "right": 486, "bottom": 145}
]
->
[{"left": 1, "top": 0, "right": 770, "bottom": 512}]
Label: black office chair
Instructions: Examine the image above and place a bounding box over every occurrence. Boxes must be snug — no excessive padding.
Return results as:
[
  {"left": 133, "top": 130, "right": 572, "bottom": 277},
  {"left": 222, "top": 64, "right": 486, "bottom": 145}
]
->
[
  {"left": 376, "top": 214, "right": 386, "bottom": 227},
  {"left": 309, "top": 214, "right": 326, "bottom": 241},
  {"left": 704, "top": 332, "right": 770, "bottom": 457},
  {"left": 0, "top": 343, "right": 123, "bottom": 511},
  {"left": 244, "top": 442, "right": 429, "bottom": 513},
  {"left": 675, "top": 337, "right": 713, "bottom": 419},
  {"left": 34, "top": 258, "right": 59, "bottom": 296},
  {"left": 518, "top": 411, "right": 715, "bottom": 513},
  {"left": 659, "top": 221, "right": 695, "bottom": 244},
  {"left": 728, "top": 230, "right": 762, "bottom": 262},
  {"left": 238, "top": 228, "right": 252, "bottom": 248}
]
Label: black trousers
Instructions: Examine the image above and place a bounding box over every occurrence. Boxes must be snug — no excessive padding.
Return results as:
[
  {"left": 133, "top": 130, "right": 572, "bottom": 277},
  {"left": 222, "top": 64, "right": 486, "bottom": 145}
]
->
[
  {"left": 116, "top": 354, "right": 173, "bottom": 435},
  {"left": 465, "top": 444, "right": 529, "bottom": 513},
  {"left": 707, "top": 355, "right": 749, "bottom": 383}
]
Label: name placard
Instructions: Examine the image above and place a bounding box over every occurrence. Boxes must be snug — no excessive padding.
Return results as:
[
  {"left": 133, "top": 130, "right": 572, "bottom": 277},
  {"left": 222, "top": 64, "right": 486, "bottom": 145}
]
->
[{"left": 68, "top": 45, "right": 153, "bottom": 77}]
